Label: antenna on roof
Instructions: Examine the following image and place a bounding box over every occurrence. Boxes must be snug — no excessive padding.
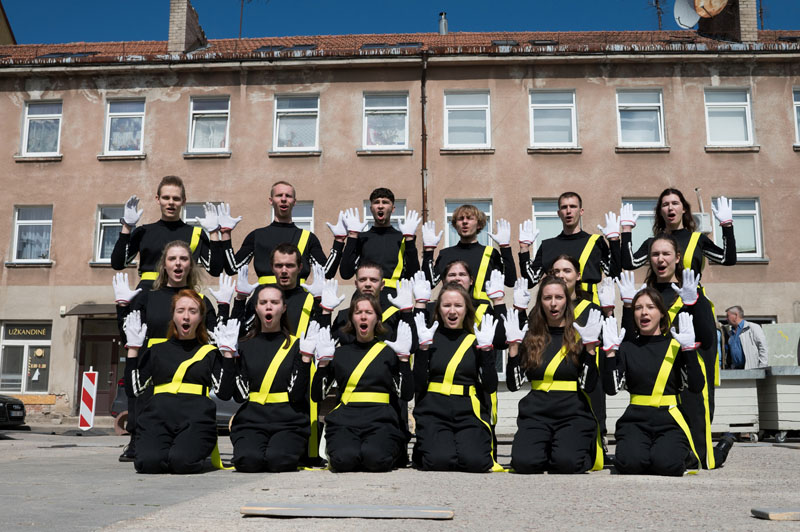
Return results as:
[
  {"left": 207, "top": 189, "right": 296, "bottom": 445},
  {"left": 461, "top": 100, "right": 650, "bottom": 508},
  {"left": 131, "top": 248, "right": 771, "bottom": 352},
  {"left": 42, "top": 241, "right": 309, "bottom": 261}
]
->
[
  {"left": 648, "top": 1, "right": 664, "bottom": 30},
  {"left": 674, "top": 0, "right": 701, "bottom": 28}
]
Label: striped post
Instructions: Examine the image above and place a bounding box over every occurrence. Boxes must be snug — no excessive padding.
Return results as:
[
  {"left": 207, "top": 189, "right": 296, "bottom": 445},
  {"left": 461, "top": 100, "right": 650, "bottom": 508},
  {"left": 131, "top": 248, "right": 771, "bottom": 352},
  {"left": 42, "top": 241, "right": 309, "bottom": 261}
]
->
[{"left": 79, "top": 368, "right": 97, "bottom": 431}]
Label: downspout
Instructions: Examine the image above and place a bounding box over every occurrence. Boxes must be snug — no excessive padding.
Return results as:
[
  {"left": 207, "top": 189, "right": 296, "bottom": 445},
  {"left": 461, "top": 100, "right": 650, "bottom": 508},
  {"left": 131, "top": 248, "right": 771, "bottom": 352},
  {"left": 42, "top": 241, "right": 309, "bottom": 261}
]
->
[{"left": 420, "top": 51, "right": 429, "bottom": 222}]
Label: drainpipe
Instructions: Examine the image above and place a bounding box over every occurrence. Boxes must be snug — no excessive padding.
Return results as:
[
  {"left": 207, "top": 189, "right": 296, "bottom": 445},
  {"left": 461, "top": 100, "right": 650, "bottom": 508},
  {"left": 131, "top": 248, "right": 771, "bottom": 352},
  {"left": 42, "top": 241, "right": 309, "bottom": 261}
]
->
[{"left": 420, "top": 51, "right": 429, "bottom": 222}]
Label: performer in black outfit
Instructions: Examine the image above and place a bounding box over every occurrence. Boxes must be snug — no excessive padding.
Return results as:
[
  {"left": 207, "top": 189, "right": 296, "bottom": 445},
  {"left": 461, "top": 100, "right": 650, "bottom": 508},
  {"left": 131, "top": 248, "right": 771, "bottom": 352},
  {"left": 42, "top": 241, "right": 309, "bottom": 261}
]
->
[
  {"left": 122, "top": 290, "right": 236, "bottom": 474},
  {"left": 311, "top": 295, "right": 414, "bottom": 472},
  {"left": 506, "top": 276, "right": 603, "bottom": 474}
]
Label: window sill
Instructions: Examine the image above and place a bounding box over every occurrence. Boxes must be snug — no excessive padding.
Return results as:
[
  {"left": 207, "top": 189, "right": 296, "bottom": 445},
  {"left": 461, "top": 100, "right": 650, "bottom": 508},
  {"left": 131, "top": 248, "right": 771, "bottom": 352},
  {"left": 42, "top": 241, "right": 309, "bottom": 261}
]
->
[
  {"left": 5, "top": 261, "right": 54, "bottom": 268},
  {"left": 732, "top": 256, "right": 770, "bottom": 264},
  {"left": 14, "top": 155, "right": 62, "bottom": 163},
  {"left": 704, "top": 145, "right": 760, "bottom": 153},
  {"left": 97, "top": 154, "right": 147, "bottom": 161},
  {"left": 615, "top": 146, "right": 670, "bottom": 153},
  {"left": 356, "top": 149, "right": 413, "bottom": 156},
  {"left": 439, "top": 148, "right": 495, "bottom": 155},
  {"left": 182, "top": 152, "right": 232, "bottom": 159},
  {"left": 268, "top": 150, "right": 322, "bottom": 158},
  {"left": 527, "top": 147, "right": 582, "bottom": 154},
  {"left": 793, "top": 145, "right": 800, "bottom": 152},
  {"left": 88, "top": 261, "right": 117, "bottom": 268}
]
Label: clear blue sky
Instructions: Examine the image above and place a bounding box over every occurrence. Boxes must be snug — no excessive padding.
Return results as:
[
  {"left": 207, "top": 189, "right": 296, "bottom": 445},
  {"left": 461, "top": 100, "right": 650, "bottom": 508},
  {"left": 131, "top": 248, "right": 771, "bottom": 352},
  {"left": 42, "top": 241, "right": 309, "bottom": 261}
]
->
[{"left": 4, "top": 0, "right": 800, "bottom": 44}]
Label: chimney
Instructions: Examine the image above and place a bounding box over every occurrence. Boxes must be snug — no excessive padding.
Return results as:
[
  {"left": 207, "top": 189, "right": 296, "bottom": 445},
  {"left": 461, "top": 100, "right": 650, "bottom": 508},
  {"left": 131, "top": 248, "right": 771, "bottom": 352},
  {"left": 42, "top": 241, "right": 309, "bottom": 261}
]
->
[
  {"left": 438, "top": 12, "right": 448, "bottom": 36},
  {"left": 698, "top": 0, "right": 758, "bottom": 43},
  {"left": 168, "top": 0, "right": 208, "bottom": 54}
]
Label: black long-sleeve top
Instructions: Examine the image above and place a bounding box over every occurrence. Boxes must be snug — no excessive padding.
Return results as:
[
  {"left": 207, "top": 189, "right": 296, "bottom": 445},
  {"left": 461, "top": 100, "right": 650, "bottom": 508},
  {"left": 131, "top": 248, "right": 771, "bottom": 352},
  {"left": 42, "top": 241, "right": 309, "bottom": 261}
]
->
[
  {"left": 339, "top": 226, "right": 420, "bottom": 281},
  {"left": 222, "top": 222, "right": 343, "bottom": 279},
  {"left": 519, "top": 230, "right": 620, "bottom": 288},
  {"left": 621, "top": 226, "right": 736, "bottom": 273},
  {"left": 232, "top": 285, "right": 321, "bottom": 338},
  {"left": 641, "top": 282, "right": 717, "bottom": 352},
  {"left": 423, "top": 241, "right": 517, "bottom": 291},
  {"left": 417, "top": 297, "right": 507, "bottom": 351},
  {"left": 311, "top": 340, "right": 413, "bottom": 403}
]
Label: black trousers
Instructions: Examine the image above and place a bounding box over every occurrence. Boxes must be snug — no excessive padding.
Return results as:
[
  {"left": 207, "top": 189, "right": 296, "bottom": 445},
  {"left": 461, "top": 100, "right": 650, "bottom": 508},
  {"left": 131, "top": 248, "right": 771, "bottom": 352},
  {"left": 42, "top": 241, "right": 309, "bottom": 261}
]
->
[
  {"left": 614, "top": 405, "right": 690, "bottom": 477},
  {"left": 511, "top": 413, "right": 595, "bottom": 474},
  {"left": 324, "top": 404, "right": 407, "bottom": 472},
  {"left": 232, "top": 427, "right": 307, "bottom": 472}
]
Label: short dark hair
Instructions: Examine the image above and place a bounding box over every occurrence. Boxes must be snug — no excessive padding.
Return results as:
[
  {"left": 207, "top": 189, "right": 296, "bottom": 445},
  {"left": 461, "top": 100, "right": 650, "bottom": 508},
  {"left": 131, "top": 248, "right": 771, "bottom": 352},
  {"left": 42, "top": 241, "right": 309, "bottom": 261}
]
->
[
  {"left": 157, "top": 176, "right": 186, "bottom": 201},
  {"left": 271, "top": 243, "right": 301, "bottom": 267},
  {"left": 356, "top": 261, "right": 385, "bottom": 278},
  {"left": 270, "top": 180, "right": 296, "bottom": 198},
  {"left": 558, "top": 191, "right": 582, "bottom": 208},
  {"left": 369, "top": 187, "right": 395, "bottom": 204}
]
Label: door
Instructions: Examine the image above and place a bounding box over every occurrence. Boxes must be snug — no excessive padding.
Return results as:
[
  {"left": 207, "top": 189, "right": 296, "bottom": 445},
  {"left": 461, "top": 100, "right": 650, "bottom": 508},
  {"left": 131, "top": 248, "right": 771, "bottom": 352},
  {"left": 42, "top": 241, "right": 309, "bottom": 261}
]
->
[{"left": 78, "top": 336, "right": 121, "bottom": 416}]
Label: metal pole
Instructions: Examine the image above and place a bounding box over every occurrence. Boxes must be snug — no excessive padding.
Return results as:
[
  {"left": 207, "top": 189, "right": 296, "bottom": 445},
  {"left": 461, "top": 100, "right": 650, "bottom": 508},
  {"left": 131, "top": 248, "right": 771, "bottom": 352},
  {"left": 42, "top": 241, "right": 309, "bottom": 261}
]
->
[{"left": 420, "top": 52, "right": 429, "bottom": 223}]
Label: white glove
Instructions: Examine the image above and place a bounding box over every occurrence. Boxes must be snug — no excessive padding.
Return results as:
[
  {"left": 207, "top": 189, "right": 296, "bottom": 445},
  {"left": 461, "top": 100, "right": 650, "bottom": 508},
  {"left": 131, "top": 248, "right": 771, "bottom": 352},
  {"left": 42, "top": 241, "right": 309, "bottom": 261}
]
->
[
  {"left": 620, "top": 203, "right": 639, "bottom": 228},
  {"left": 122, "top": 195, "right": 143, "bottom": 227},
  {"left": 300, "top": 263, "right": 326, "bottom": 298},
  {"left": 422, "top": 220, "right": 442, "bottom": 249},
  {"left": 197, "top": 202, "right": 220, "bottom": 233},
  {"left": 298, "top": 321, "right": 321, "bottom": 357},
  {"left": 385, "top": 321, "right": 413, "bottom": 358},
  {"left": 484, "top": 269, "right": 505, "bottom": 299},
  {"left": 597, "top": 277, "right": 616, "bottom": 309},
  {"left": 518, "top": 219, "right": 539, "bottom": 246},
  {"left": 670, "top": 312, "right": 699, "bottom": 351},
  {"left": 711, "top": 196, "right": 733, "bottom": 226},
  {"left": 217, "top": 203, "right": 242, "bottom": 231},
  {"left": 211, "top": 319, "right": 240, "bottom": 353},
  {"left": 616, "top": 271, "right": 645, "bottom": 304},
  {"left": 326, "top": 210, "right": 347, "bottom": 238},
  {"left": 488, "top": 218, "right": 511, "bottom": 247},
  {"left": 123, "top": 310, "right": 147, "bottom": 348},
  {"left": 314, "top": 326, "right": 336, "bottom": 364},
  {"left": 398, "top": 210, "right": 421, "bottom": 238},
  {"left": 387, "top": 278, "right": 413, "bottom": 311},
  {"left": 597, "top": 211, "right": 620, "bottom": 239},
  {"left": 410, "top": 270, "right": 432, "bottom": 303},
  {"left": 414, "top": 313, "right": 439, "bottom": 346},
  {"left": 602, "top": 316, "right": 625, "bottom": 353},
  {"left": 513, "top": 278, "right": 531, "bottom": 310},
  {"left": 572, "top": 308, "right": 603, "bottom": 345},
  {"left": 671, "top": 268, "right": 700, "bottom": 306},
  {"left": 112, "top": 272, "right": 141, "bottom": 304},
  {"left": 320, "top": 279, "right": 346, "bottom": 312},
  {"left": 235, "top": 264, "right": 259, "bottom": 296},
  {"left": 503, "top": 307, "right": 528, "bottom": 344},
  {"left": 475, "top": 314, "right": 497, "bottom": 349},
  {"left": 209, "top": 273, "right": 234, "bottom": 305},
  {"left": 342, "top": 207, "right": 367, "bottom": 233}
]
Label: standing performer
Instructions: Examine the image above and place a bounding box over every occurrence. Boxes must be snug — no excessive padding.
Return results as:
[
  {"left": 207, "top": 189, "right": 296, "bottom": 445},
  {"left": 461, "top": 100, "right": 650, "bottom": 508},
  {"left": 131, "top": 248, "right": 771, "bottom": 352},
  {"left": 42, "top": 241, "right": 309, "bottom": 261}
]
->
[
  {"left": 505, "top": 276, "right": 603, "bottom": 474},
  {"left": 311, "top": 296, "right": 414, "bottom": 472}
]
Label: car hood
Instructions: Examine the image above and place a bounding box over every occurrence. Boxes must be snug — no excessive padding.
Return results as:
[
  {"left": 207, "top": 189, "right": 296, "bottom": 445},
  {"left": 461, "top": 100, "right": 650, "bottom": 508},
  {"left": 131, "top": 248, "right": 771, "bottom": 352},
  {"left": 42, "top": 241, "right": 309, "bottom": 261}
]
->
[{"left": 0, "top": 394, "right": 24, "bottom": 404}]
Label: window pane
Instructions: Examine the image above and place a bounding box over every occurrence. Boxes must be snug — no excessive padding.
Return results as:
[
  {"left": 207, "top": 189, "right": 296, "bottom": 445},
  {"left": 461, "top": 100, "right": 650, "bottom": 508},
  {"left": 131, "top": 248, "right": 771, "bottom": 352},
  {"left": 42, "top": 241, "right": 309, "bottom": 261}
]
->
[
  {"left": 446, "top": 93, "right": 488, "bottom": 106},
  {"left": 0, "top": 346, "right": 24, "bottom": 392},
  {"left": 109, "top": 101, "right": 145, "bottom": 114},
  {"left": 447, "top": 110, "right": 487, "bottom": 145},
  {"left": 16, "top": 225, "right": 51, "bottom": 260},
  {"left": 27, "top": 102, "right": 62, "bottom": 115},
  {"left": 277, "top": 96, "right": 318, "bottom": 110},
  {"left": 184, "top": 204, "right": 206, "bottom": 219},
  {"left": 192, "top": 116, "right": 228, "bottom": 149},
  {"left": 365, "top": 95, "right": 407, "bottom": 108},
  {"left": 99, "top": 224, "right": 121, "bottom": 259},
  {"left": 294, "top": 202, "right": 314, "bottom": 219},
  {"left": 537, "top": 217, "right": 563, "bottom": 242},
  {"left": 100, "top": 206, "right": 123, "bottom": 220},
  {"left": 25, "top": 346, "right": 50, "bottom": 392},
  {"left": 18, "top": 206, "right": 52, "bottom": 221},
  {"left": 108, "top": 116, "right": 143, "bottom": 152},
  {"left": 618, "top": 91, "right": 660, "bottom": 104},
  {"left": 533, "top": 108, "right": 572, "bottom": 143},
  {"left": 627, "top": 199, "right": 657, "bottom": 212},
  {"left": 533, "top": 200, "right": 558, "bottom": 213},
  {"left": 26, "top": 119, "right": 60, "bottom": 153},
  {"left": 631, "top": 215, "right": 656, "bottom": 250},
  {"left": 531, "top": 92, "right": 573, "bottom": 105},
  {"left": 731, "top": 215, "right": 757, "bottom": 254},
  {"left": 708, "top": 108, "right": 748, "bottom": 142},
  {"left": 620, "top": 109, "right": 660, "bottom": 143},
  {"left": 706, "top": 91, "right": 747, "bottom": 104},
  {"left": 277, "top": 115, "right": 317, "bottom": 148},
  {"left": 366, "top": 113, "right": 405, "bottom": 146},
  {"left": 192, "top": 99, "right": 228, "bottom": 111},
  {"left": 794, "top": 90, "right": 800, "bottom": 103},
  {"left": 796, "top": 106, "right": 800, "bottom": 140}
]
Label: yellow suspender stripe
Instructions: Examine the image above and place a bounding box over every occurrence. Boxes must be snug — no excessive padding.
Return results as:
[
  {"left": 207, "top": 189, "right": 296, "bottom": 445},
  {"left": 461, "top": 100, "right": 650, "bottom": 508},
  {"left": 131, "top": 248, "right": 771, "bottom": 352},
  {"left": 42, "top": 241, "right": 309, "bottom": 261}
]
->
[
  {"left": 573, "top": 299, "right": 591, "bottom": 320},
  {"left": 437, "top": 334, "right": 476, "bottom": 396},
  {"left": 578, "top": 235, "right": 601, "bottom": 278},
  {"left": 297, "top": 229, "right": 310, "bottom": 255},
  {"left": 147, "top": 337, "right": 167, "bottom": 348},
  {"left": 475, "top": 304, "right": 489, "bottom": 326},
  {"left": 667, "top": 296, "right": 684, "bottom": 327},
  {"left": 296, "top": 293, "right": 314, "bottom": 338},
  {"left": 580, "top": 390, "right": 605, "bottom": 471},
  {"left": 190, "top": 226, "right": 202, "bottom": 253},
  {"left": 668, "top": 407, "right": 701, "bottom": 475},
  {"left": 291, "top": 292, "right": 316, "bottom": 456},
  {"left": 683, "top": 231, "right": 702, "bottom": 272},
  {"left": 382, "top": 306, "right": 400, "bottom": 323},
  {"left": 533, "top": 345, "right": 569, "bottom": 392},
  {"left": 472, "top": 246, "right": 494, "bottom": 301},
  {"left": 695, "top": 350, "right": 716, "bottom": 469},
  {"left": 648, "top": 340, "right": 681, "bottom": 407},
  {"left": 249, "top": 337, "right": 297, "bottom": 404},
  {"left": 140, "top": 272, "right": 159, "bottom": 281},
  {"left": 386, "top": 239, "right": 406, "bottom": 287},
  {"left": 339, "top": 342, "right": 387, "bottom": 405},
  {"left": 701, "top": 285, "right": 721, "bottom": 387},
  {"left": 153, "top": 344, "right": 216, "bottom": 395}
]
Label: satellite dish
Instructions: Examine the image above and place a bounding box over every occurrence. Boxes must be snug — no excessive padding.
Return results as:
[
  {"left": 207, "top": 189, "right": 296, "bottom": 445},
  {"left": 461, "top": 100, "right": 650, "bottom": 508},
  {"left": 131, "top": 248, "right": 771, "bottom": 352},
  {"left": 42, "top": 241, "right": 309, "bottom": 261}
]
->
[
  {"left": 694, "top": 0, "right": 729, "bottom": 18},
  {"left": 674, "top": 0, "right": 700, "bottom": 28}
]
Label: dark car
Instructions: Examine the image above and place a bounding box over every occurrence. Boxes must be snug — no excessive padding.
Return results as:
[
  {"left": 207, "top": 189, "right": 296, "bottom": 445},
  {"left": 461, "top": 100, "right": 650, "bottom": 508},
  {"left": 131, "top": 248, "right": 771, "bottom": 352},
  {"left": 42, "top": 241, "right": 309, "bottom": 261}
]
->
[{"left": 0, "top": 394, "right": 26, "bottom": 428}]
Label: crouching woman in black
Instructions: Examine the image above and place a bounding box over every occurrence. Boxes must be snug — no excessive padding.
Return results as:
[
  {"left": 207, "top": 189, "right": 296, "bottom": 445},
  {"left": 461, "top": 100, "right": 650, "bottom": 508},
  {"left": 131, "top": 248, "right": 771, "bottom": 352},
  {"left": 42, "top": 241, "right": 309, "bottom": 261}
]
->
[
  {"left": 506, "top": 275, "right": 603, "bottom": 474},
  {"left": 311, "top": 294, "right": 413, "bottom": 472},
  {"left": 602, "top": 288, "right": 704, "bottom": 476},
  {"left": 123, "top": 289, "right": 237, "bottom": 474}
]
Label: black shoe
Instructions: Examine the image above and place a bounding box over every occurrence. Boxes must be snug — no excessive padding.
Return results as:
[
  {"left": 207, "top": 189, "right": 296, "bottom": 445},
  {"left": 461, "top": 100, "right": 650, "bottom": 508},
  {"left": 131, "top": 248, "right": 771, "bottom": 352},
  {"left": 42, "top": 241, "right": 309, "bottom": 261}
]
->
[
  {"left": 715, "top": 433, "right": 735, "bottom": 466},
  {"left": 118, "top": 442, "right": 135, "bottom": 462}
]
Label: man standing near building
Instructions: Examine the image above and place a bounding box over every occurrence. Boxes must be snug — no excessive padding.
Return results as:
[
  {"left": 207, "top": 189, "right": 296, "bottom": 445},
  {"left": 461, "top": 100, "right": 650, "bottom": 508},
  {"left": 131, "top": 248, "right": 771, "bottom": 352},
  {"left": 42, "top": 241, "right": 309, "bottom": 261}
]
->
[{"left": 726, "top": 305, "right": 768, "bottom": 369}]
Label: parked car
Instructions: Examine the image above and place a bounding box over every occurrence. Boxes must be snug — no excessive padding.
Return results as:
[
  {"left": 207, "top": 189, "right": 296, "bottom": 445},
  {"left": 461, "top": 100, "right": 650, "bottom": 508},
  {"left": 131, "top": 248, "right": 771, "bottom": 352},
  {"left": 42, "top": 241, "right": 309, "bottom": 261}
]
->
[{"left": 0, "top": 394, "right": 26, "bottom": 428}]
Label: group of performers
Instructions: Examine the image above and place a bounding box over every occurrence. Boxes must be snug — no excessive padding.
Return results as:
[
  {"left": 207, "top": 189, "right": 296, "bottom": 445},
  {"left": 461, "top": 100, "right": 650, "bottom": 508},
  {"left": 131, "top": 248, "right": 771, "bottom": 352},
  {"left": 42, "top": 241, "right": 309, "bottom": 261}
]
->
[{"left": 112, "top": 175, "right": 737, "bottom": 475}]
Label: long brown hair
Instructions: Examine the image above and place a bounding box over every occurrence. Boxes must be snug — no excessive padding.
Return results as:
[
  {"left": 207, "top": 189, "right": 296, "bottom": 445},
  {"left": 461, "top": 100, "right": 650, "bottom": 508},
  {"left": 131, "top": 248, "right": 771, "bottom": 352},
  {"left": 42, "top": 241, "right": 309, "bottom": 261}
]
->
[
  {"left": 632, "top": 288, "right": 671, "bottom": 335},
  {"left": 341, "top": 293, "right": 387, "bottom": 338},
  {"left": 244, "top": 284, "right": 292, "bottom": 347},
  {"left": 645, "top": 233, "right": 684, "bottom": 287},
  {"left": 434, "top": 283, "right": 476, "bottom": 334},
  {"left": 152, "top": 240, "right": 203, "bottom": 291},
  {"left": 654, "top": 188, "right": 696, "bottom": 234},
  {"left": 519, "top": 276, "right": 581, "bottom": 371},
  {"left": 166, "top": 289, "right": 209, "bottom": 344}
]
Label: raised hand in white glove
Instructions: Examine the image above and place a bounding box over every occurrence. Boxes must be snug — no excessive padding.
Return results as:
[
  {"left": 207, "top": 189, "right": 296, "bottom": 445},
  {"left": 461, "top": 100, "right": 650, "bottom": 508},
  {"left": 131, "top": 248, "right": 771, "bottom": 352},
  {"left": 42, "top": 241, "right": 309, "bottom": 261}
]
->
[
  {"left": 519, "top": 219, "right": 539, "bottom": 246},
  {"left": 513, "top": 278, "right": 531, "bottom": 310},
  {"left": 112, "top": 272, "right": 141, "bottom": 304},
  {"left": 616, "top": 271, "right": 645, "bottom": 304},
  {"left": 422, "top": 221, "right": 442, "bottom": 249},
  {"left": 671, "top": 268, "right": 700, "bottom": 306},
  {"left": 298, "top": 321, "right": 321, "bottom": 358},
  {"left": 235, "top": 264, "right": 259, "bottom": 296},
  {"left": 670, "top": 312, "right": 699, "bottom": 351},
  {"left": 325, "top": 210, "right": 348, "bottom": 238},
  {"left": 320, "top": 279, "right": 346, "bottom": 312},
  {"left": 122, "top": 195, "right": 143, "bottom": 227},
  {"left": 197, "top": 202, "right": 220, "bottom": 233},
  {"left": 620, "top": 203, "right": 639, "bottom": 228},
  {"left": 597, "top": 277, "right": 616, "bottom": 310},
  {"left": 598, "top": 211, "right": 620, "bottom": 239},
  {"left": 414, "top": 313, "right": 439, "bottom": 346},
  {"left": 503, "top": 307, "right": 528, "bottom": 344},
  {"left": 210, "top": 273, "right": 234, "bottom": 304},
  {"left": 602, "top": 316, "right": 625, "bottom": 353},
  {"left": 399, "top": 210, "right": 421, "bottom": 238},
  {"left": 475, "top": 314, "right": 497, "bottom": 350},
  {"left": 387, "top": 278, "right": 413, "bottom": 311},
  {"left": 217, "top": 203, "right": 242, "bottom": 232},
  {"left": 211, "top": 319, "right": 241, "bottom": 353},
  {"left": 123, "top": 310, "right": 147, "bottom": 348},
  {"left": 573, "top": 308, "right": 603, "bottom": 345},
  {"left": 300, "top": 263, "right": 326, "bottom": 298},
  {"left": 314, "top": 326, "right": 336, "bottom": 365},
  {"left": 411, "top": 270, "right": 432, "bottom": 303},
  {"left": 484, "top": 269, "right": 505, "bottom": 300},
  {"left": 342, "top": 207, "right": 367, "bottom": 234},
  {"left": 488, "top": 218, "right": 511, "bottom": 247},
  {"left": 385, "top": 321, "right": 413, "bottom": 360},
  {"left": 711, "top": 196, "right": 733, "bottom": 226}
]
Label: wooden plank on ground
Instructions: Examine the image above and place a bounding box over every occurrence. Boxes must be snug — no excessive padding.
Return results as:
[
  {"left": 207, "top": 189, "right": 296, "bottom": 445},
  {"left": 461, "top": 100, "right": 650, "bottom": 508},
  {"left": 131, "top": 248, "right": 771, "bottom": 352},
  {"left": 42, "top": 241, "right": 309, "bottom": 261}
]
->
[
  {"left": 240, "top": 502, "right": 454, "bottom": 520},
  {"left": 751, "top": 508, "right": 800, "bottom": 521}
]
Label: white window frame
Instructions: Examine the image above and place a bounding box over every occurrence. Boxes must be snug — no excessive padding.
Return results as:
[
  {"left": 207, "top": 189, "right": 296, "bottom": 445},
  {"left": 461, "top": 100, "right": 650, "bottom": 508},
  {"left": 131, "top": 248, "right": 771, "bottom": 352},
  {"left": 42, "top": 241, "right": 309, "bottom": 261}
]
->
[
  {"left": 94, "top": 205, "right": 123, "bottom": 263},
  {"left": 793, "top": 89, "right": 800, "bottom": 146},
  {"left": 711, "top": 197, "right": 764, "bottom": 259},
  {"left": 530, "top": 199, "right": 563, "bottom": 249},
  {"left": 362, "top": 199, "right": 407, "bottom": 230},
  {"left": 0, "top": 323, "right": 51, "bottom": 394},
  {"left": 616, "top": 89, "right": 665, "bottom": 147},
  {"left": 269, "top": 201, "right": 314, "bottom": 231},
  {"left": 12, "top": 206, "right": 53, "bottom": 264},
  {"left": 181, "top": 203, "right": 210, "bottom": 228},
  {"left": 362, "top": 93, "right": 409, "bottom": 149},
  {"left": 188, "top": 97, "right": 230, "bottom": 153},
  {"left": 444, "top": 200, "right": 492, "bottom": 247},
  {"left": 273, "top": 95, "right": 320, "bottom": 152},
  {"left": 443, "top": 91, "right": 491, "bottom": 149},
  {"left": 621, "top": 198, "right": 658, "bottom": 250},
  {"left": 529, "top": 90, "right": 577, "bottom": 147},
  {"left": 704, "top": 89, "right": 754, "bottom": 147},
  {"left": 22, "top": 101, "right": 63, "bottom": 156},
  {"left": 104, "top": 99, "right": 145, "bottom": 155}
]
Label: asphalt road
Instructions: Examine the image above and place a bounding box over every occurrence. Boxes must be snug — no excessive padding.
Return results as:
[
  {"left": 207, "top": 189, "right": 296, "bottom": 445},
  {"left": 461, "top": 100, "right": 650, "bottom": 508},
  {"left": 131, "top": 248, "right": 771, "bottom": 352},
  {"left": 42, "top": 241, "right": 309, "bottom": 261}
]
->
[{"left": 1, "top": 428, "right": 798, "bottom": 531}]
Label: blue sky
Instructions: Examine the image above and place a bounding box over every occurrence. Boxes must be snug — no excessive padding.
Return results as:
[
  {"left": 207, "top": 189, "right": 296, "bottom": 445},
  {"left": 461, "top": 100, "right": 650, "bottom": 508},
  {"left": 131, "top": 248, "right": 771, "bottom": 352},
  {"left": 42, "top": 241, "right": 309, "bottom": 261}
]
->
[{"left": 4, "top": 0, "right": 800, "bottom": 44}]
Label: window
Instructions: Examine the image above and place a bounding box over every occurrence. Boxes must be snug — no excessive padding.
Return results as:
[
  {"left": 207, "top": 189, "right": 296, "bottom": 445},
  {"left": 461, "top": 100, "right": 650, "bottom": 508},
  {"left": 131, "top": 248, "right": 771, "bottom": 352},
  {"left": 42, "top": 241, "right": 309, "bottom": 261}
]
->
[
  {"left": 445, "top": 200, "right": 492, "bottom": 246},
  {"left": 105, "top": 100, "right": 145, "bottom": 154},
  {"left": 704, "top": 89, "right": 753, "bottom": 146},
  {"left": 12, "top": 206, "right": 53, "bottom": 263},
  {"left": 793, "top": 90, "right": 800, "bottom": 145},
  {"left": 621, "top": 199, "right": 657, "bottom": 250},
  {"left": 270, "top": 201, "right": 314, "bottom": 231},
  {"left": 182, "top": 203, "right": 207, "bottom": 227},
  {"left": 362, "top": 199, "right": 407, "bottom": 230},
  {"left": 531, "top": 200, "right": 563, "bottom": 248},
  {"left": 189, "top": 97, "right": 230, "bottom": 152},
  {"left": 95, "top": 206, "right": 123, "bottom": 262},
  {"left": 363, "top": 94, "right": 409, "bottom": 149},
  {"left": 444, "top": 92, "right": 491, "bottom": 148},
  {"left": 712, "top": 198, "right": 763, "bottom": 259},
  {"left": 22, "top": 102, "right": 62, "bottom": 155},
  {"left": 616, "top": 90, "right": 665, "bottom": 146},
  {"left": 0, "top": 323, "right": 51, "bottom": 393},
  {"left": 529, "top": 91, "right": 577, "bottom": 147},
  {"left": 274, "top": 95, "right": 319, "bottom": 151}
]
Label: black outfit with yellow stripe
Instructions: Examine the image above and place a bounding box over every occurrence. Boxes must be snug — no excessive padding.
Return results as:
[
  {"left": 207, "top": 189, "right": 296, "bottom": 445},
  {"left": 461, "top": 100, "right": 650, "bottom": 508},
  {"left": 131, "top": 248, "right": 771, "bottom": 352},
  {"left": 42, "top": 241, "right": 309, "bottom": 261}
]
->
[
  {"left": 506, "top": 327, "right": 600, "bottom": 474},
  {"left": 311, "top": 340, "right": 413, "bottom": 472},
  {"left": 233, "top": 285, "right": 320, "bottom": 338},
  {"left": 621, "top": 226, "right": 736, "bottom": 273},
  {"left": 339, "top": 226, "right": 420, "bottom": 296},
  {"left": 126, "top": 338, "right": 233, "bottom": 474},
  {"left": 572, "top": 298, "right": 608, "bottom": 438},
  {"left": 217, "top": 332, "right": 311, "bottom": 472},
  {"left": 423, "top": 241, "right": 516, "bottom": 301}
]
